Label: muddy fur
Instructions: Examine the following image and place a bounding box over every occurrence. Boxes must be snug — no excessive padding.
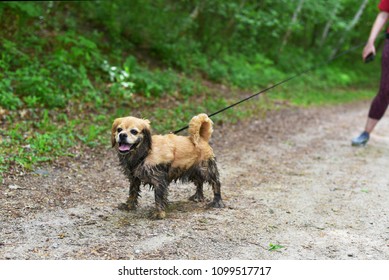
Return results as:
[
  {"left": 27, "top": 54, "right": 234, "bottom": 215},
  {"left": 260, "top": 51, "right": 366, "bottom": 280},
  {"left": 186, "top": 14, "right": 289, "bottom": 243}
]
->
[{"left": 112, "top": 114, "right": 224, "bottom": 219}]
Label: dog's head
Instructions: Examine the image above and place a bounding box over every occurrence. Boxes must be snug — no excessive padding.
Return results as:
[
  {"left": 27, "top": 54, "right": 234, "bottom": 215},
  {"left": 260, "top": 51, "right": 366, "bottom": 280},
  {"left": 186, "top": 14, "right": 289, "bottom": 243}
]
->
[{"left": 111, "top": 117, "right": 152, "bottom": 155}]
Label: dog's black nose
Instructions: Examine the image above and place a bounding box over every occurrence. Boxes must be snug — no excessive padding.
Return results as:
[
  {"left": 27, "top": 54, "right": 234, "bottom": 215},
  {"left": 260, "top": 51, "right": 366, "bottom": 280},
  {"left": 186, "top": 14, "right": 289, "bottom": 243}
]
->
[{"left": 119, "top": 133, "right": 128, "bottom": 140}]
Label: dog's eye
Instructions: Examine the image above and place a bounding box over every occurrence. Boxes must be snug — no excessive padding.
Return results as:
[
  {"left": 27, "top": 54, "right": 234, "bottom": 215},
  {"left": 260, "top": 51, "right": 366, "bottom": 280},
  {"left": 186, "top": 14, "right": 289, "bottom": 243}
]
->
[
  {"left": 117, "top": 128, "right": 123, "bottom": 133},
  {"left": 130, "top": 129, "right": 138, "bottom": 135}
]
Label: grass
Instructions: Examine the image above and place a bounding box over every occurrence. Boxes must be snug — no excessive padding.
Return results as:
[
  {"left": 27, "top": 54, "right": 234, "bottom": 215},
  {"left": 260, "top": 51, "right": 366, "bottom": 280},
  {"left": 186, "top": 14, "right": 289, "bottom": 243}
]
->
[
  {"left": 0, "top": 80, "right": 376, "bottom": 184},
  {"left": 0, "top": 1, "right": 381, "bottom": 184},
  {"left": 271, "top": 87, "right": 375, "bottom": 107},
  {"left": 0, "top": 32, "right": 378, "bottom": 183},
  {"left": 268, "top": 243, "right": 285, "bottom": 251}
]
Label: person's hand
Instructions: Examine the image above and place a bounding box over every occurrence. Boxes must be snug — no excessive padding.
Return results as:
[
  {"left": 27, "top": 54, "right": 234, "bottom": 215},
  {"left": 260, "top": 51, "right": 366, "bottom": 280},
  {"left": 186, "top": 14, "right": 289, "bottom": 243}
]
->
[{"left": 363, "top": 43, "right": 376, "bottom": 61}]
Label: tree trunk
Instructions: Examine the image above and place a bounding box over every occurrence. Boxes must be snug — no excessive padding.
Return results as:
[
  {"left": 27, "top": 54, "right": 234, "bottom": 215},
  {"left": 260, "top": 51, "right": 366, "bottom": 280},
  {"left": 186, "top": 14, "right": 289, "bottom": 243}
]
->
[
  {"left": 330, "top": 0, "right": 370, "bottom": 58},
  {"left": 319, "top": 3, "right": 340, "bottom": 48},
  {"left": 279, "top": 0, "right": 305, "bottom": 54}
]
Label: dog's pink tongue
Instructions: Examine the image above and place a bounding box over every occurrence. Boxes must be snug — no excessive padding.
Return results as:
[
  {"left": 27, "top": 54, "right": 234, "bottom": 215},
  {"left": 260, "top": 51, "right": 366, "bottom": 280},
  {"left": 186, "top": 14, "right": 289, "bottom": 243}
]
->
[{"left": 119, "top": 144, "right": 131, "bottom": 152}]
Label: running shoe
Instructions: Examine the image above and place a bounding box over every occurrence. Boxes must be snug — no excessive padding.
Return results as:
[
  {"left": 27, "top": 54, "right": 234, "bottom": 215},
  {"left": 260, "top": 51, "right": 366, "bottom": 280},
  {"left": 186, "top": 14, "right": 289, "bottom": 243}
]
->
[{"left": 351, "top": 131, "right": 369, "bottom": 146}]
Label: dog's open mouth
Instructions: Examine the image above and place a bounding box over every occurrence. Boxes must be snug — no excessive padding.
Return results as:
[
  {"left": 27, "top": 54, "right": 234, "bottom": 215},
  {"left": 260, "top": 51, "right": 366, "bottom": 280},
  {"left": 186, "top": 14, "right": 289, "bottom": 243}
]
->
[
  {"left": 118, "top": 138, "right": 141, "bottom": 154},
  {"left": 118, "top": 143, "right": 132, "bottom": 153}
]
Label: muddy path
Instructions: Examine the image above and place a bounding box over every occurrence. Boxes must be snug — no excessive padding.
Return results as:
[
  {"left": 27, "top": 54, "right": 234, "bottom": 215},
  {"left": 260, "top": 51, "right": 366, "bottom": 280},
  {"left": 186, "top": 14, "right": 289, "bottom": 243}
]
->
[{"left": 1, "top": 101, "right": 389, "bottom": 260}]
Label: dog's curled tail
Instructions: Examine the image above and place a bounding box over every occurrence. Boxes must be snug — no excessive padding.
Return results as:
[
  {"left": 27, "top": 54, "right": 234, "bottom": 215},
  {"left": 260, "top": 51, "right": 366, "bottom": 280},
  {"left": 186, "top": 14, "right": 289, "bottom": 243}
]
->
[{"left": 189, "top": 113, "right": 213, "bottom": 145}]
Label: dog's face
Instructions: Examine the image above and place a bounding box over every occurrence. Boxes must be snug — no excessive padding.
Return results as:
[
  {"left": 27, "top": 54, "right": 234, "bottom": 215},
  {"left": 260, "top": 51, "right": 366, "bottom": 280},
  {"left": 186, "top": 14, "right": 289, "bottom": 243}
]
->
[{"left": 111, "top": 117, "right": 151, "bottom": 154}]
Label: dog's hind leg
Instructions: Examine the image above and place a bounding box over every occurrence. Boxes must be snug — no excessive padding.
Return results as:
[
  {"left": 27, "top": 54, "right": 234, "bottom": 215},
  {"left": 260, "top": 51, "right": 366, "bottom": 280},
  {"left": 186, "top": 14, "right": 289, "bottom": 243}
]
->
[
  {"left": 207, "top": 159, "right": 225, "bottom": 208},
  {"left": 189, "top": 180, "right": 205, "bottom": 202},
  {"left": 119, "top": 178, "right": 141, "bottom": 211},
  {"left": 208, "top": 180, "right": 225, "bottom": 208}
]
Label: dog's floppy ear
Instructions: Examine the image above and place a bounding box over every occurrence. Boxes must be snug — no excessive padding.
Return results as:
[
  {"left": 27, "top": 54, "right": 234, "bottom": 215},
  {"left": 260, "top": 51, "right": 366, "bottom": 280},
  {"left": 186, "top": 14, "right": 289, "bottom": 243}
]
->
[
  {"left": 142, "top": 119, "right": 151, "bottom": 130},
  {"left": 111, "top": 118, "right": 122, "bottom": 148},
  {"left": 141, "top": 125, "right": 152, "bottom": 151}
]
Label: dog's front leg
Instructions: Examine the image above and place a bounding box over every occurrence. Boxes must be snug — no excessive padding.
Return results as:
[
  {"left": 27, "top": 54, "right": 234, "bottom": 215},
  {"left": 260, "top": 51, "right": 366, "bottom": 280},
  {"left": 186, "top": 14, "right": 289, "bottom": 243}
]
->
[
  {"left": 127, "top": 178, "right": 141, "bottom": 210},
  {"left": 119, "top": 178, "right": 141, "bottom": 211},
  {"left": 152, "top": 182, "right": 168, "bottom": 219}
]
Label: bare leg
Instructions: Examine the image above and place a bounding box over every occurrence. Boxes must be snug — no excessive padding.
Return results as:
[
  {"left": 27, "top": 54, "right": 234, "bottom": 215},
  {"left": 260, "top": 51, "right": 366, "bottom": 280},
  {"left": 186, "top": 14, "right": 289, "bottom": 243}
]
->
[{"left": 364, "top": 117, "right": 379, "bottom": 133}]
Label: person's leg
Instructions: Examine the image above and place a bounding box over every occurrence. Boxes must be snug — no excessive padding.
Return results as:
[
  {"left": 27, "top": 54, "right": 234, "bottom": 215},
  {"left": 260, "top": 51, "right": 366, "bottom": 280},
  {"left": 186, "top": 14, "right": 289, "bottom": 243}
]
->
[
  {"left": 352, "top": 37, "right": 389, "bottom": 146},
  {"left": 364, "top": 117, "right": 379, "bottom": 133},
  {"left": 368, "top": 36, "right": 389, "bottom": 123}
]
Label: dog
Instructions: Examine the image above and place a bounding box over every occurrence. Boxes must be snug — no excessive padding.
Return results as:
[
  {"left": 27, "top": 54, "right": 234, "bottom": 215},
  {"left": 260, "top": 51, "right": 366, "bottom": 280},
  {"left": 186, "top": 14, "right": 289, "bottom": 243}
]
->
[{"left": 111, "top": 113, "right": 225, "bottom": 219}]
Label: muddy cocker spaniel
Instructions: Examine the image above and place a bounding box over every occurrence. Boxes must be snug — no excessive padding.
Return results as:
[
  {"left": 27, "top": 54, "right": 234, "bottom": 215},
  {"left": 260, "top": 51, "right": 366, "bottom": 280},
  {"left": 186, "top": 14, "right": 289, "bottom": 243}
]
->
[{"left": 111, "top": 113, "right": 225, "bottom": 219}]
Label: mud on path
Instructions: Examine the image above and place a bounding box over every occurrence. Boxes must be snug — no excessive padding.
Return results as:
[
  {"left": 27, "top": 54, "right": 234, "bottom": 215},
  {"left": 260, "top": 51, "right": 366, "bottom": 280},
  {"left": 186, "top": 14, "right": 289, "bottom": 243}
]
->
[{"left": 1, "top": 101, "right": 389, "bottom": 260}]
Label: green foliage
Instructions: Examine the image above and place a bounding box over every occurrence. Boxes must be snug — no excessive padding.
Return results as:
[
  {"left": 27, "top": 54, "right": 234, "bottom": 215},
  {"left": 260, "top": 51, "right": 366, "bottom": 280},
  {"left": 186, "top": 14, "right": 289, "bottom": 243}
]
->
[
  {"left": 0, "top": 0, "right": 381, "bottom": 179},
  {"left": 206, "top": 54, "right": 285, "bottom": 89},
  {"left": 0, "top": 87, "right": 22, "bottom": 110},
  {"left": 269, "top": 243, "right": 285, "bottom": 252}
]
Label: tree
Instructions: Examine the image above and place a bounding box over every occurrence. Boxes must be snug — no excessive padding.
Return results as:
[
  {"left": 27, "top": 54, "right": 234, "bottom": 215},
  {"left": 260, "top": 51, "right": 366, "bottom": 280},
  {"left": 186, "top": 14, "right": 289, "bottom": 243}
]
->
[
  {"left": 319, "top": 2, "right": 340, "bottom": 48},
  {"left": 279, "top": 0, "right": 305, "bottom": 54},
  {"left": 331, "top": 0, "right": 370, "bottom": 58}
]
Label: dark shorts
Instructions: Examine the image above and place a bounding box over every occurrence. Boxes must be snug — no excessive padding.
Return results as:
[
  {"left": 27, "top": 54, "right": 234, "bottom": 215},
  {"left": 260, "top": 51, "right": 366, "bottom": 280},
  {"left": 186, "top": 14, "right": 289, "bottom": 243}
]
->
[{"left": 368, "top": 34, "right": 389, "bottom": 120}]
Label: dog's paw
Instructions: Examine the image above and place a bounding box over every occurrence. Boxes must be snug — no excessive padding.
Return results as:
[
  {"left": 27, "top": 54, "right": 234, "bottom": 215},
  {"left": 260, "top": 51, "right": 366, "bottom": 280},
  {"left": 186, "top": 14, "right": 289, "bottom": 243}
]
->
[
  {"left": 150, "top": 210, "right": 166, "bottom": 220},
  {"left": 189, "top": 193, "right": 205, "bottom": 202},
  {"left": 118, "top": 203, "right": 137, "bottom": 211},
  {"left": 118, "top": 203, "right": 130, "bottom": 211},
  {"left": 207, "top": 199, "right": 225, "bottom": 208},
  {"left": 124, "top": 197, "right": 139, "bottom": 210}
]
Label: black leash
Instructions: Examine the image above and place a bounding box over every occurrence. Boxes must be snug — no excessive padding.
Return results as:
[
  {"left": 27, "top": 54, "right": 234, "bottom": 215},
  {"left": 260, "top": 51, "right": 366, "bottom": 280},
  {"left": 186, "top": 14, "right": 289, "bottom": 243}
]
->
[{"left": 173, "top": 41, "right": 367, "bottom": 134}]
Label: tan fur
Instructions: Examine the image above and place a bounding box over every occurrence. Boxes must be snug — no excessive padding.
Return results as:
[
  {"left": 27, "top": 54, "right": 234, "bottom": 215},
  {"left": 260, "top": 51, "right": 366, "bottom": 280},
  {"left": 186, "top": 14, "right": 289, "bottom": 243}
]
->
[
  {"left": 111, "top": 117, "right": 150, "bottom": 147},
  {"left": 112, "top": 113, "right": 224, "bottom": 219},
  {"left": 188, "top": 113, "right": 213, "bottom": 145},
  {"left": 111, "top": 114, "right": 215, "bottom": 169}
]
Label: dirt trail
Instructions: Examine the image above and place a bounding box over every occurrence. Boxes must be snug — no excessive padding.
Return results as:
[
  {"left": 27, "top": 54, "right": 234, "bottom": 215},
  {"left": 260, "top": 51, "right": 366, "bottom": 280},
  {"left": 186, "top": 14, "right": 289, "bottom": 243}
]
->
[{"left": 1, "top": 101, "right": 389, "bottom": 260}]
